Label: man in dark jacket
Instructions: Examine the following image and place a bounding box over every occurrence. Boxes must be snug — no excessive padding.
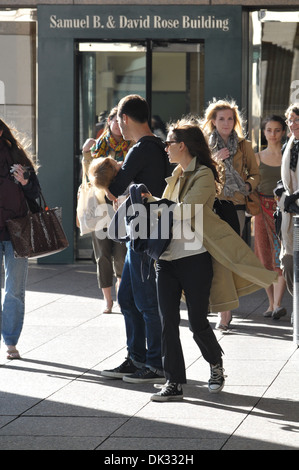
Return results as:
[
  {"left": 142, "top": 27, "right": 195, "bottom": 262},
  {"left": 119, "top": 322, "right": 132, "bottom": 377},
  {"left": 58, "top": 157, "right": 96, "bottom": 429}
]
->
[{"left": 101, "top": 94, "right": 170, "bottom": 383}]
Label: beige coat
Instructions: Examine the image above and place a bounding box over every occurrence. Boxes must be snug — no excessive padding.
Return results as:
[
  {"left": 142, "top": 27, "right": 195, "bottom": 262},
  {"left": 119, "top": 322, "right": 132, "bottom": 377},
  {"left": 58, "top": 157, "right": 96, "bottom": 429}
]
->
[{"left": 161, "top": 159, "right": 277, "bottom": 311}]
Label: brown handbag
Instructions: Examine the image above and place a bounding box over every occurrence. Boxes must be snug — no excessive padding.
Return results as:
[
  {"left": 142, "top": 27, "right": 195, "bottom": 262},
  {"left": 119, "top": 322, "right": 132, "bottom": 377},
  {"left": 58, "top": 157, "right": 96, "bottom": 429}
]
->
[
  {"left": 245, "top": 190, "right": 261, "bottom": 216},
  {"left": 6, "top": 192, "right": 69, "bottom": 259}
]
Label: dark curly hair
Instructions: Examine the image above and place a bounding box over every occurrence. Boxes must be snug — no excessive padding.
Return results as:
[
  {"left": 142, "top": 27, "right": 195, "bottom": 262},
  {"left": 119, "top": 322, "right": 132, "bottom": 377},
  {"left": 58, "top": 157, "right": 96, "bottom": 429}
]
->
[
  {"left": 0, "top": 118, "right": 38, "bottom": 170},
  {"left": 167, "top": 117, "right": 223, "bottom": 194}
]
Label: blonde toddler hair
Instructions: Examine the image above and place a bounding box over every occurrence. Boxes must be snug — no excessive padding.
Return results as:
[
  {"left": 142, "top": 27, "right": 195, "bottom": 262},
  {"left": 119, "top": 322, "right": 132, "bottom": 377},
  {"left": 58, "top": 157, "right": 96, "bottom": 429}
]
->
[{"left": 88, "top": 157, "right": 118, "bottom": 190}]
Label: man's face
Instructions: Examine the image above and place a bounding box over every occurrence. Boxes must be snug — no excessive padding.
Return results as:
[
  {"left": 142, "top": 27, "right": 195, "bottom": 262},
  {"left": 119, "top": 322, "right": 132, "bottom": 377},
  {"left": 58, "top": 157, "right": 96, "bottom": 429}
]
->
[{"left": 117, "top": 113, "right": 130, "bottom": 140}]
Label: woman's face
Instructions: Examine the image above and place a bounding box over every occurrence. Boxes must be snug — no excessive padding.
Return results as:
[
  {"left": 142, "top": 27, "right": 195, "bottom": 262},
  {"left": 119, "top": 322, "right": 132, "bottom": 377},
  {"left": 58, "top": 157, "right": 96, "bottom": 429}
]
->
[
  {"left": 109, "top": 115, "right": 122, "bottom": 139},
  {"left": 212, "top": 109, "right": 235, "bottom": 139},
  {"left": 165, "top": 131, "right": 182, "bottom": 165},
  {"left": 287, "top": 111, "right": 299, "bottom": 140},
  {"left": 264, "top": 120, "right": 285, "bottom": 145}
]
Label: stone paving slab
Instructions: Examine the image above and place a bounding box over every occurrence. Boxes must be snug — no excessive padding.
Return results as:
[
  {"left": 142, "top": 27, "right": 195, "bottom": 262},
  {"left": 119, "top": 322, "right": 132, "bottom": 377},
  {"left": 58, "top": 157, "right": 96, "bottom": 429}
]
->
[{"left": 0, "top": 262, "right": 297, "bottom": 452}]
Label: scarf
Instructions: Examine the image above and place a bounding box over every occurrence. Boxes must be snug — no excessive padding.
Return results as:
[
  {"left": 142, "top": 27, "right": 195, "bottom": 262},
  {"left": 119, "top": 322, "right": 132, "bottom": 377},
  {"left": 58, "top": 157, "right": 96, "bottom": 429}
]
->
[
  {"left": 290, "top": 139, "right": 299, "bottom": 172},
  {"left": 91, "top": 130, "right": 130, "bottom": 162},
  {"left": 209, "top": 130, "right": 248, "bottom": 198}
]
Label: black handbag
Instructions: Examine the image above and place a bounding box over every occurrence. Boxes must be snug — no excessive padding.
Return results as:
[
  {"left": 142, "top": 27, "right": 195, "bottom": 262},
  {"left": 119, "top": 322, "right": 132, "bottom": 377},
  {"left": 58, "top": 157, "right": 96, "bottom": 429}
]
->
[
  {"left": 6, "top": 191, "right": 69, "bottom": 259},
  {"left": 213, "top": 198, "right": 240, "bottom": 234}
]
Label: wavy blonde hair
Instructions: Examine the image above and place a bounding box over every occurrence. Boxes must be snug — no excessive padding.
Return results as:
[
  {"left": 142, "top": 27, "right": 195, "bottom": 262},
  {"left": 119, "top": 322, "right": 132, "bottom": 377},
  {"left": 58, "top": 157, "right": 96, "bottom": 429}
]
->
[{"left": 201, "top": 98, "right": 245, "bottom": 138}]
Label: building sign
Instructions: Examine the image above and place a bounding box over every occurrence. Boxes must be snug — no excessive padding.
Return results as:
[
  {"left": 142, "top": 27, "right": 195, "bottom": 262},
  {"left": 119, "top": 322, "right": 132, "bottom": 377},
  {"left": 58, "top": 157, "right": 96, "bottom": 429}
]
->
[
  {"left": 49, "top": 13, "right": 230, "bottom": 32},
  {"left": 38, "top": 5, "right": 241, "bottom": 39}
]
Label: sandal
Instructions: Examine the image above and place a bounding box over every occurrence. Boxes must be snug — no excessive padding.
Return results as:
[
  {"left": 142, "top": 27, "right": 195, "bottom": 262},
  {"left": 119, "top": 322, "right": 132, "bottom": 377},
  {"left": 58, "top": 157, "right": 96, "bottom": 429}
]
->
[
  {"left": 7, "top": 347, "right": 21, "bottom": 360},
  {"left": 103, "top": 301, "right": 113, "bottom": 314},
  {"left": 216, "top": 323, "right": 229, "bottom": 333},
  {"left": 216, "top": 311, "right": 232, "bottom": 332}
]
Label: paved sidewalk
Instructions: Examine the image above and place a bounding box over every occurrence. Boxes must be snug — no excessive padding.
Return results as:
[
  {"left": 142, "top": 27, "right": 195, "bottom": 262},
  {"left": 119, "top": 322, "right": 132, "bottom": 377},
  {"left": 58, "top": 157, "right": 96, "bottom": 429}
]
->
[{"left": 0, "top": 262, "right": 297, "bottom": 451}]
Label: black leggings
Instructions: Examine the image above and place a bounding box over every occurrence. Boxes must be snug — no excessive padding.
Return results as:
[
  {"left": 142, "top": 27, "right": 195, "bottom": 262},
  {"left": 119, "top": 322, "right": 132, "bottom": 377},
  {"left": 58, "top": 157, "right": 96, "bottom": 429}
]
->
[{"left": 156, "top": 252, "right": 223, "bottom": 383}]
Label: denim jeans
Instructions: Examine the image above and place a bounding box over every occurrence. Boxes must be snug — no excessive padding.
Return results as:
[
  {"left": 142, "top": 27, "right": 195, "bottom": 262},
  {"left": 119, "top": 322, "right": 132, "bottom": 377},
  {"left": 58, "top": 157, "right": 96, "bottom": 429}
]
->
[
  {"left": 0, "top": 241, "right": 28, "bottom": 346},
  {"left": 118, "top": 243, "right": 162, "bottom": 372}
]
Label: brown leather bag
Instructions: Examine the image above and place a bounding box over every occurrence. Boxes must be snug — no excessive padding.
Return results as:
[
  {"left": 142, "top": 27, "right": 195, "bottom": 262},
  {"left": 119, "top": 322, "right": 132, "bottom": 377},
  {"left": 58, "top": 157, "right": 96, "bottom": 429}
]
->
[
  {"left": 240, "top": 140, "right": 261, "bottom": 216},
  {"left": 245, "top": 190, "right": 261, "bottom": 216},
  {"left": 6, "top": 192, "right": 69, "bottom": 259}
]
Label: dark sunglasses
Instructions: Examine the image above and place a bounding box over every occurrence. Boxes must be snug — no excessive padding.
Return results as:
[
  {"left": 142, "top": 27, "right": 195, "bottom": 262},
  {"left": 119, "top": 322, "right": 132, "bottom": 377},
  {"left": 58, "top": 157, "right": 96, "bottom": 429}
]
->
[{"left": 164, "top": 140, "right": 178, "bottom": 147}]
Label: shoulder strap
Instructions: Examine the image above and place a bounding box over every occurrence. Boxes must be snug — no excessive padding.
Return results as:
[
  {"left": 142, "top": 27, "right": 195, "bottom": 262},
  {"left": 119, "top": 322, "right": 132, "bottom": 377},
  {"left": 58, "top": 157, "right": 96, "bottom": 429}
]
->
[
  {"left": 256, "top": 152, "right": 261, "bottom": 164},
  {"left": 239, "top": 139, "right": 248, "bottom": 179},
  {"left": 81, "top": 156, "right": 89, "bottom": 189}
]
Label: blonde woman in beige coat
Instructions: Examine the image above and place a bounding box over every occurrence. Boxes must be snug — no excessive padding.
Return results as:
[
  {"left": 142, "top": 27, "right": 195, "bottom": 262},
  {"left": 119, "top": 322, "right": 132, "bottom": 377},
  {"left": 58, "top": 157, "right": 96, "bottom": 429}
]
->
[
  {"left": 201, "top": 99, "right": 260, "bottom": 332},
  {"left": 147, "top": 119, "right": 276, "bottom": 402}
]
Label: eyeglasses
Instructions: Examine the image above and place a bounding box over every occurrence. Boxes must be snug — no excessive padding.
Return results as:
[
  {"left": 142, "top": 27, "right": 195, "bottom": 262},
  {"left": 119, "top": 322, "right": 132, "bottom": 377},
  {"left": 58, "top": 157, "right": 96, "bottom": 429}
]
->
[
  {"left": 164, "top": 141, "right": 178, "bottom": 147},
  {"left": 286, "top": 118, "right": 299, "bottom": 126}
]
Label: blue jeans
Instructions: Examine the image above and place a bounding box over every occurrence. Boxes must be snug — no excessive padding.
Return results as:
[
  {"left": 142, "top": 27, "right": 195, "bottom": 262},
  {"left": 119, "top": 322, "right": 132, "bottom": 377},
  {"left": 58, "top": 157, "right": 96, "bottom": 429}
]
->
[
  {"left": 0, "top": 241, "right": 28, "bottom": 346},
  {"left": 118, "top": 244, "right": 162, "bottom": 372}
]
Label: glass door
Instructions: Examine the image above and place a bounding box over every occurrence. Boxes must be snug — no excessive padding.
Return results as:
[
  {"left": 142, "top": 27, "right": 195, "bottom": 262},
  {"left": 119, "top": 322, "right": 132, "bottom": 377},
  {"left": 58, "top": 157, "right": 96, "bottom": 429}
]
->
[
  {"left": 76, "top": 42, "right": 147, "bottom": 148},
  {"left": 152, "top": 42, "right": 204, "bottom": 137},
  {"left": 75, "top": 42, "right": 147, "bottom": 259},
  {"left": 75, "top": 40, "right": 204, "bottom": 259}
]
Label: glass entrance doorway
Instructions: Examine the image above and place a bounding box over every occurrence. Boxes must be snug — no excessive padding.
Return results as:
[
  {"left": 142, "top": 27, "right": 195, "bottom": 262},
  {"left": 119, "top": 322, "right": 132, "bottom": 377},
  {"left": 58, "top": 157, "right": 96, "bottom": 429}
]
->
[{"left": 75, "top": 40, "right": 204, "bottom": 259}]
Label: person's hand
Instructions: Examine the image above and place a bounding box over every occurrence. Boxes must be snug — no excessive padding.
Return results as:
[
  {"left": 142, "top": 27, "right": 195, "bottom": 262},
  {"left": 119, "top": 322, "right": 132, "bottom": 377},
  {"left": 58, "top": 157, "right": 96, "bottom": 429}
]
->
[
  {"left": 245, "top": 182, "right": 252, "bottom": 193},
  {"left": 105, "top": 189, "right": 117, "bottom": 202},
  {"left": 284, "top": 191, "right": 299, "bottom": 212},
  {"left": 274, "top": 183, "right": 285, "bottom": 199},
  {"left": 82, "top": 138, "right": 96, "bottom": 152},
  {"left": 141, "top": 192, "right": 151, "bottom": 199},
  {"left": 215, "top": 148, "right": 230, "bottom": 161},
  {"left": 12, "top": 164, "right": 29, "bottom": 186}
]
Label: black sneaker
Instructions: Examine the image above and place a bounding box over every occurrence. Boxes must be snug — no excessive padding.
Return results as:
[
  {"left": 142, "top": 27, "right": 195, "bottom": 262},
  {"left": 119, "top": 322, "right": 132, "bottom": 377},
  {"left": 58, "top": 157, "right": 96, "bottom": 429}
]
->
[
  {"left": 151, "top": 381, "right": 183, "bottom": 402},
  {"left": 101, "top": 357, "right": 138, "bottom": 378},
  {"left": 208, "top": 363, "right": 226, "bottom": 393},
  {"left": 123, "top": 366, "right": 165, "bottom": 384}
]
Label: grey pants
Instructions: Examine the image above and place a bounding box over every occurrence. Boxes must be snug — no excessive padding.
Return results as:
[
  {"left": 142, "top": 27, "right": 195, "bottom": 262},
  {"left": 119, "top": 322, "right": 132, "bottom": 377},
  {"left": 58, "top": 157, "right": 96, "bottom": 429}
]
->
[{"left": 92, "top": 232, "right": 126, "bottom": 288}]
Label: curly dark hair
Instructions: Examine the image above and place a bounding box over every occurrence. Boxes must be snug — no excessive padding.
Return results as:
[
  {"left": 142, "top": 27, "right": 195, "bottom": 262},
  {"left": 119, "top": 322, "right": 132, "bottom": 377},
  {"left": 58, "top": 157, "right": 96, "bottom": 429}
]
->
[{"left": 167, "top": 117, "right": 223, "bottom": 193}]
